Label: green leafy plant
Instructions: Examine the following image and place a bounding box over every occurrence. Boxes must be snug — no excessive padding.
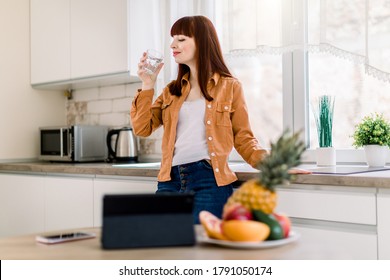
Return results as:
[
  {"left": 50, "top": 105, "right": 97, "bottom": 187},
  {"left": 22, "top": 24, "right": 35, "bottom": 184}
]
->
[
  {"left": 352, "top": 113, "right": 390, "bottom": 148},
  {"left": 313, "top": 95, "right": 335, "bottom": 147}
]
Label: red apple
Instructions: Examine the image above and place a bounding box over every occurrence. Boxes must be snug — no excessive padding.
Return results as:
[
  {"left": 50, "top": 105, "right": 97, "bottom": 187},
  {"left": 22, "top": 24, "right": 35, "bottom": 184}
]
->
[
  {"left": 222, "top": 203, "right": 253, "bottom": 221},
  {"left": 273, "top": 213, "right": 291, "bottom": 238}
]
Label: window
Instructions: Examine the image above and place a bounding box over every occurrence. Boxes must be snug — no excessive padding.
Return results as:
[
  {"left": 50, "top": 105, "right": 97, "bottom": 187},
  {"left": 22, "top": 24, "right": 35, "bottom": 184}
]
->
[
  {"left": 308, "top": 0, "right": 390, "bottom": 150},
  {"left": 215, "top": 0, "right": 390, "bottom": 163},
  {"left": 308, "top": 54, "right": 390, "bottom": 149},
  {"left": 226, "top": 55, "right": 283, "bottom": 148},
  {"left": 215, "top": 0, "right": 286, "bottom": 148}
]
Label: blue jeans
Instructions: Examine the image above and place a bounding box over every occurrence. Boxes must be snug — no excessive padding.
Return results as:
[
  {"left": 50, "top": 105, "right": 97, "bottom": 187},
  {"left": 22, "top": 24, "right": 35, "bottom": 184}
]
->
[{"left": 157, "top": 160, "right": 233, "bottom": 224}]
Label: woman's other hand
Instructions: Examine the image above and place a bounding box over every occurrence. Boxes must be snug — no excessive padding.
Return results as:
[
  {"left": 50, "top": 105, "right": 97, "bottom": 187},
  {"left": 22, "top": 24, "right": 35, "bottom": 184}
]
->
[
  {"left": 288, "top": 168, "right": 312, "bottom": 175},
  {"left": 137, "top": 51, "right": 164, "bottom": 90}
]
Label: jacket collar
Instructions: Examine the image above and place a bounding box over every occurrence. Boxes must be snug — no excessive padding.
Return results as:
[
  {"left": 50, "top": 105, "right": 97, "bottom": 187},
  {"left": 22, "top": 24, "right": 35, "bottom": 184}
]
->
[{"left": 180, "top": 72, "right": 220, "bottom": 86}]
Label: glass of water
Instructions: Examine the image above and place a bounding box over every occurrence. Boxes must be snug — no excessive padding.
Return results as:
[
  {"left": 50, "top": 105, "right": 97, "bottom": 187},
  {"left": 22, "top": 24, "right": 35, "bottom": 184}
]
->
[{"left": 144, "top": 49, "right": 164, "bottom": 74}]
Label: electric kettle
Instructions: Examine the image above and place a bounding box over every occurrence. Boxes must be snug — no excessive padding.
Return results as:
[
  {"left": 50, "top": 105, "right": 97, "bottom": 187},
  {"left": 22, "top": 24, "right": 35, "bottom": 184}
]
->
[{"left": 106, "top": 127, "right": 138, "bottom": 162}]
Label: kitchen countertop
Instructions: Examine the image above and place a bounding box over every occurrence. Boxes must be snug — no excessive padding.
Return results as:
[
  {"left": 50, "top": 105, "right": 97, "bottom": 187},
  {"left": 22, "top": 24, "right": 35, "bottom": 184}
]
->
[
  {"left": 0, "top": 226, "right": 360, "bottom": 260},
  {"left": 0, "top": 161, "right": 160, "bottom": 178},
  {"left": 1, "top": 161, "right": 390, "bottom": 189},
  {"left": 0, "top": 161, "right": 259, "bottom": 181}
]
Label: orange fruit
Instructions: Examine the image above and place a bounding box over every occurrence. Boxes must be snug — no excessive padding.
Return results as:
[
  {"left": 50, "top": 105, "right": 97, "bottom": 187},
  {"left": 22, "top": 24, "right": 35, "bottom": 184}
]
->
[{"left": 221, "top": 220, "right": 270, "bottom": 242}]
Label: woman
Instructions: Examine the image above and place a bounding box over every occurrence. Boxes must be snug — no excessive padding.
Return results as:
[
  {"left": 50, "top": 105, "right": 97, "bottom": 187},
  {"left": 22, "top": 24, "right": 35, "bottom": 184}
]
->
[{"left": 131, "top": 15, "right": 267, "bottom": 223}]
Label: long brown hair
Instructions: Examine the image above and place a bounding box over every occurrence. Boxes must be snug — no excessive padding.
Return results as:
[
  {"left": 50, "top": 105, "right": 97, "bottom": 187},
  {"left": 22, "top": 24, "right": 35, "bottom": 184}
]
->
[{"left": 168, "top": 16, "right": 232, "bottom": 101}]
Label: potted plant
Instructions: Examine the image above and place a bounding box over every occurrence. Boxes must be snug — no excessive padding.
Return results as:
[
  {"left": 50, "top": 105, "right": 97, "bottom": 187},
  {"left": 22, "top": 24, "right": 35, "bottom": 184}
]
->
[
  {"left": 352, "top": 113, "right": 390, "bottom": 167},
  {"left": 313, "top": 95, "right": 336, "bottom": 166}
]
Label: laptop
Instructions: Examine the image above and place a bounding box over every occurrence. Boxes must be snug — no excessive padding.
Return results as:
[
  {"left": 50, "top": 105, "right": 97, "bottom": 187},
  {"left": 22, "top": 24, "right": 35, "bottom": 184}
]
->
[{"left": 101, "top": 193, "right": 195, "bottom": 249}]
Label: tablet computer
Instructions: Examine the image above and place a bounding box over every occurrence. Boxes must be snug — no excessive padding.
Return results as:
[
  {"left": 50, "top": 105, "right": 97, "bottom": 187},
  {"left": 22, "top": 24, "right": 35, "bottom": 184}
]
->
[{"left": 101, "top": 193, "right": 195, "bottom": 249}]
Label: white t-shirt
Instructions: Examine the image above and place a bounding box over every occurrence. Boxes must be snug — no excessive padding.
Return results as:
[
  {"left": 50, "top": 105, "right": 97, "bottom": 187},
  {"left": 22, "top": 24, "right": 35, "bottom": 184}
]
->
[{"left": 172, "top": 98, "right": 210, "bottom": 166}]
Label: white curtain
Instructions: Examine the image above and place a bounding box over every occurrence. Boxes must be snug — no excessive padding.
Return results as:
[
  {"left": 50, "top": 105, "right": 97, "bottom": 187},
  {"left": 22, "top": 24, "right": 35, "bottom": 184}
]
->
[
  {"left": 308, "top": 0, "right": 390, "bottom": 82},
  {"left": 366, "top": 0, "right": 390, "bottom": 81},
  {"left": 216, "top": 0, "right": 293, "bottom": 56},
  {"left": 216, "top": 0, "right": 390, "bottom": 82}
]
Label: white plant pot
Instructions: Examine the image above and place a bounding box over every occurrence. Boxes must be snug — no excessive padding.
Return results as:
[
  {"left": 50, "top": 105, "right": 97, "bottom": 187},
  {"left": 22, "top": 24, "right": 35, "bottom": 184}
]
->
[
  {"left": 316, "top": 147, "right": 336, "bottom": 166},
  {"left": 364, "top": 145, "right": 388, "bottom": 167}
]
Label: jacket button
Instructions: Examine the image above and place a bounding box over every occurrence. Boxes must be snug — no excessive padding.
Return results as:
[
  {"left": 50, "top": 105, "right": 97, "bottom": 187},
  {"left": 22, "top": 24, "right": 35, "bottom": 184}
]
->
[
  {"left": 206, "top": 120, "right": 211, "bottom": 125},
  {"left": 211, "top": 152, "right": 216, "bottom": 156},
  {"left": 224, "top": 106, "right": 229, "bottom": 110},
  {"left": 208, "top": 136, "right": 213, "bottom": 141},
  {"left": 215, "top": 168, "right": 219, "bottom": 172},
  {"left": 207, "top": 104, "right": 212, "bottom": 109}
]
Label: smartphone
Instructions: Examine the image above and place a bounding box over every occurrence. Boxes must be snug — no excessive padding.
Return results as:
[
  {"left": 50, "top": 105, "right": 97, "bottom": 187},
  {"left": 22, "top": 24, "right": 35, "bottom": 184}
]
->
[{"left": 36, "top": 231, "right": 96, "bottom": 244}]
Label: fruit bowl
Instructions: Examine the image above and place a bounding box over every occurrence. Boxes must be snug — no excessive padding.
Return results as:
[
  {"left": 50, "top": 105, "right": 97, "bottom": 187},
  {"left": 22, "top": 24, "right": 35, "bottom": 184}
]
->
[
  {"left": 197, "top": 230, "right": 300, "bottom": 249},
  {"left": 199, "top": 207, "right": 296, "bottom": 248}
]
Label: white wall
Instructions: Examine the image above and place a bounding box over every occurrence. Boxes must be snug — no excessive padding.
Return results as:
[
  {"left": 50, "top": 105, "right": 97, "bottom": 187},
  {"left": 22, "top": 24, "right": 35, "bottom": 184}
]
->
[{"left": 0, "top": 0, "right": 66, "bottom": 161}]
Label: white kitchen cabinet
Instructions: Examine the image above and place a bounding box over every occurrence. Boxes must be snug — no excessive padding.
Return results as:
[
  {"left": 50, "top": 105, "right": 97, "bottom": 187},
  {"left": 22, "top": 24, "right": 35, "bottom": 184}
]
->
[
  {"left": 93, "top": 176, "right": 156, "bottom": 227},
  {"left": 0, "top": 172, "right": 157, "bottom": 237},
  {"left": 377, "top": 188, "right": 390, "bottom": 259},
  {"left": 30, "top": 0, "right": 152, "bottom": 89},
  {"left": 276, "top": 184, "right": 377, "bottom": 225},
  {"left": 292, "top": 223, "right": 377, "bottom": 259},
  {"left": 275, "top": 184, "right": 378, "bottom": 259},
  {"left": 44, "top": 175, "right": 94, "bottom": 232},
  {"left": 0, "top": 173, "right": 45, "bottom": 238},
  {"left": 30, "top": 0, "right": 70, "bottom": 85},
  {"left": 0, "top": 173, "right": 94, "bottom": 236},
  {"left": 70, "top": 0, "right": 128, "bottom": 79}
]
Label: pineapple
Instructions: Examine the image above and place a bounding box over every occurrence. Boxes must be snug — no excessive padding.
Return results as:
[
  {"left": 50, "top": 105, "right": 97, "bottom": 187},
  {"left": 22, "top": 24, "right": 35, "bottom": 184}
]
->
[{"left": 225, "top": 130, "right": 305, "bottom": 214}]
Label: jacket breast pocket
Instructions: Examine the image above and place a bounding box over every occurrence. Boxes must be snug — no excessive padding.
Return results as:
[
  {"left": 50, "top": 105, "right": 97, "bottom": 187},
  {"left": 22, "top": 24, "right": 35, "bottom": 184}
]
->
[
  {"left": 216, "top": 102, "right": 233, "bottom": 127},
  {"left": 161, "top": 99, "right": 173, "bottom": 123}
]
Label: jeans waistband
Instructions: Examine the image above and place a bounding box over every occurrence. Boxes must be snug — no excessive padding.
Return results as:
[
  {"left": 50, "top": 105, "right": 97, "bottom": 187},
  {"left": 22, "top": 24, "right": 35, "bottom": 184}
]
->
[{"left": 173, "top": 159, "right": 210, "bottom": 168}]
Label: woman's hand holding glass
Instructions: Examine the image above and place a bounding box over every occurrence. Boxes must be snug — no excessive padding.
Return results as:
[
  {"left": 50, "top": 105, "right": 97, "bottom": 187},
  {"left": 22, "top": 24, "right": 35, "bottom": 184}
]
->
[{"left": 137, "top": 51, "right": 164, "bottom": 91}]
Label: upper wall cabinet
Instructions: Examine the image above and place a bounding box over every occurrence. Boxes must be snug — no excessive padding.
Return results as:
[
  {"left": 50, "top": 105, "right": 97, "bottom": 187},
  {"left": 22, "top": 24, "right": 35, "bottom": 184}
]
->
[
  {"left": 30, "top": 0, "right": 70, "bottom": 85},
  {"left": 30, "top": 0, "right": 153, "bottom": 90}
]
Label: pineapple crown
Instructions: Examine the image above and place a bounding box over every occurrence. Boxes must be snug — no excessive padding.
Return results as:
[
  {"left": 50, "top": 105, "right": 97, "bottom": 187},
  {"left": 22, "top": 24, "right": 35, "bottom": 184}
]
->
[{"left": 257, "top": 129, "right": 306, "bottom": 191}]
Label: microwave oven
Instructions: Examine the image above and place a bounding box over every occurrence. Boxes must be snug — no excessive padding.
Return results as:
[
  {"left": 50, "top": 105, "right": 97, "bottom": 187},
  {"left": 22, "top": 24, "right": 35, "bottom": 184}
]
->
[{"left": 39, "top": 125, "right": 109, "bottom": 162}]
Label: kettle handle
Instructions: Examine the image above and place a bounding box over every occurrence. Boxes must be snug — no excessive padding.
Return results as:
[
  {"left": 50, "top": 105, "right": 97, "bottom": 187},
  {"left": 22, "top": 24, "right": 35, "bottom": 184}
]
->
[{"left": 106, "top": 129, "right": 120, "bottom": 158}]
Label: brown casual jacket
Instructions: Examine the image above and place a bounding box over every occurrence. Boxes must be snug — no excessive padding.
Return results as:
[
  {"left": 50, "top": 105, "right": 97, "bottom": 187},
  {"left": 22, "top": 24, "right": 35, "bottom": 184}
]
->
[{"left": 130, "top": 73, "right": 267, "bottom": 186}]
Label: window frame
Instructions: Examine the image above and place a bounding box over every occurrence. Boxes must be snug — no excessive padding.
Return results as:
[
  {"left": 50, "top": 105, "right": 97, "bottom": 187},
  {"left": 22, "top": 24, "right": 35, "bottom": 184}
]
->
[{"left": 286, "top": 0, "right": 369, "bottom": 164}]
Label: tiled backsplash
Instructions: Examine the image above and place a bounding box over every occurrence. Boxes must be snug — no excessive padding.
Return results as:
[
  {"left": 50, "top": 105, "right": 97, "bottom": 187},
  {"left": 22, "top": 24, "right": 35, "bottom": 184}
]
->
[{"left": 66, "top": 83, "right": 163, "bottom": 160}]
